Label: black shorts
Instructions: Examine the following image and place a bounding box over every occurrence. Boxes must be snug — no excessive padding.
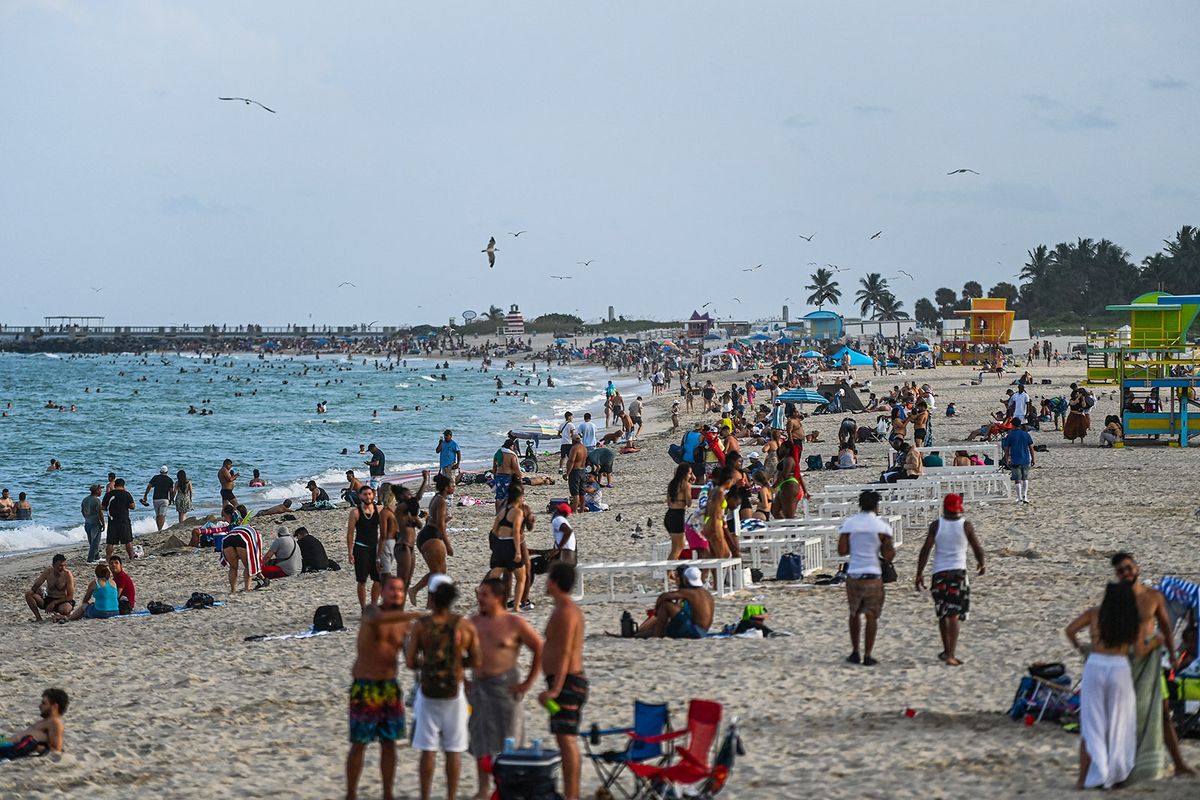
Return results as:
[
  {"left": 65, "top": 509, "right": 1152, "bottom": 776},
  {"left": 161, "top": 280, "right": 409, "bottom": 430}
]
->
[
  {"left": 546, "top": 673, "right": 588, "bottom": 735},
  {"left": 664, "top": 508, "right": 686, "bottom": 534},
  {"left": 490, "top": 537, "right": 518, "bottom": 571},
  {"left": 559, "top": 443, "right": 572, "bottom": 459},
  {"left": 220, "top": 488, "right": 236, "bottom": 502},
  {"left": 222, "top": 534, "right": 248, "bottom": 550},
  {"left": 106, "top": 519, "right": 132, "bottom": 545},
  {"left": 354, "top": 546, "right": 379, "bottom": 584},
  {"left": 631, "top": 415, "right": 643, "bottom": 425},
  {"left": 568, "top": 468, "right": 588, "bottom": 497}
]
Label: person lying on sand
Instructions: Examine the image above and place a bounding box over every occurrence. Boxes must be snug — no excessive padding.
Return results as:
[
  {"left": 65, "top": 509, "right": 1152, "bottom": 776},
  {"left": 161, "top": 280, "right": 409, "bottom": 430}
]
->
[
  {"left": 253, "top": 498, "right": 294, "bottom": 517},
  {"left": 628, "top": 567, "right": 714, "bottom": 639},
  {"left": 0, "top": 688, "right": 67, "bottom": 759}
]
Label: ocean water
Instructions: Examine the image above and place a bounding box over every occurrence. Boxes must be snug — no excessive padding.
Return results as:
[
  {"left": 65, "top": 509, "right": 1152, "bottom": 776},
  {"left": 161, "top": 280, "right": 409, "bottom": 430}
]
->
[{"left": 0, "top": 352, "right": 641, "bottom": 555}]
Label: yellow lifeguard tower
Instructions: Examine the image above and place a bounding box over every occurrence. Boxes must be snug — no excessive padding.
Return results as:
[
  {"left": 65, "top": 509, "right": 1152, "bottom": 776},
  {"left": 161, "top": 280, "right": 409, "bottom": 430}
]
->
[{"left": 939, "top": 298, "right": 1016, "bottom": 365}]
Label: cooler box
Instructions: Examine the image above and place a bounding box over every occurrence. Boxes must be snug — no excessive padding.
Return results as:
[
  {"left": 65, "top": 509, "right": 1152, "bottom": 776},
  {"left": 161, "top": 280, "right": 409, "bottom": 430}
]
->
[
  {"left": 211, "top": 533, "right": 226, "bottom": 550},
  {"left": 492, "top": 748, "right": 561, "bottom": 800}
]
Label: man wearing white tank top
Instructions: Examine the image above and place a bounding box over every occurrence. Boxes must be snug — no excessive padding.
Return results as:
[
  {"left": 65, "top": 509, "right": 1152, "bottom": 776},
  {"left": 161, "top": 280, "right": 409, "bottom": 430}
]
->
[{"left": 914, "top": 494, "right": 986, "bottom": 667}]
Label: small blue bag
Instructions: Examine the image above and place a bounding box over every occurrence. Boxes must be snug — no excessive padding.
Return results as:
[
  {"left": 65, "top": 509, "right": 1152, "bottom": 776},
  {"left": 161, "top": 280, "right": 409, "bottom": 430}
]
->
[{"left": 776, "top": 552, "right": 804, "bottom": 581}]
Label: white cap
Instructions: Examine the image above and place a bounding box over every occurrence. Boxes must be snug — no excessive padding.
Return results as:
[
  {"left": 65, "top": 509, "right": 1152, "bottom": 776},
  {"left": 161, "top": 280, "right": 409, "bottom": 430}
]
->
[
  {"left": 276, "top": 526, "right": 290, "bottom": 537},
  {"left": 748, "top": 451, "right": 762, "bottom": 461},
  {"left": 159, "top": 466, "right": 169, "bottom": 473},
  {"left": 428, "top": 574, "right": 453, "bottom": 593},
  {"left": 682, "top": 566, "right": 703, "bottom": 588}
]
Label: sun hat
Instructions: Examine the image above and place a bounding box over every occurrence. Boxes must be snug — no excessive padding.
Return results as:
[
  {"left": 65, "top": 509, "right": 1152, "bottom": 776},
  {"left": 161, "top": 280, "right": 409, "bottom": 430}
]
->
[{"left": 943, "top": 494, "right": 964, "bottom": 514}]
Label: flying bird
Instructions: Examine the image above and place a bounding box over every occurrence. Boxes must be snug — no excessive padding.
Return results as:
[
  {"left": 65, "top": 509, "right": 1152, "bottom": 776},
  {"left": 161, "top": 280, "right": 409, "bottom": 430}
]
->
[
  {"left": 337, "top": 282, "right": 357, "bottom": 288},
  {"left": 870, "top": 231, "right": 883, "bottom": 240},
  {"left": 577, "top": 260, "right": 595, "bottom": 266},
  {"left": 732, "top": 297, "right": 742, "bottom": 303},
  {"left": 701, "top": 302, "right": 712, "bottom": 308},
  {"left": 741, "top": 264, "right": 763, "bottom": 272},
  {"left": 508, "top": 231, "right": 527, "bottom": 237},
  {"left": 482, "top": 236, "right": 498, "bottom": 268},
  {"left": 89, "top": 286, "right": 103, "bottom": 293},
  {"left": 947, "top": 168, "right": 980, "bottom": 175},
  {"left": 896, "top": 269, "right": 914, "bottom": 280},
  {"left": 217, "top": 97, "right": 275, "bottom": 113},
  {"left": 826, "top": 264, "right": 849, "bottom": 272},
  {"left": 798, "top": 233, "right": 815, "bottom": 242},
  {"left": 549, "top": 275, "right": 573, "bottom": 280}
]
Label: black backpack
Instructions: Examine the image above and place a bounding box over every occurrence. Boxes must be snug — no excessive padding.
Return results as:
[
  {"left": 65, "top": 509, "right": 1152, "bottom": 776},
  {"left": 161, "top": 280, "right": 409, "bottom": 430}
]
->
[
  {"left": 313, "top": 605, "right": 345, "bottom": 632},
  {"left": 147, "top": 600, "right": 176, "bottom": 615},
  {"left": 185, "top": 592, "right": 215, "bottom": 609}
]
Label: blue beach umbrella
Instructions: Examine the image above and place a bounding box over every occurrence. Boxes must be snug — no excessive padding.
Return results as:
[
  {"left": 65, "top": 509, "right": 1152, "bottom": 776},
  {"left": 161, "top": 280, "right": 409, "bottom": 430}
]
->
[
  {"left": 749, "top": 333, "right": 772, "bottom": 341},
  {"left": 703, "top": 333, "right": 722, "bottom": 340},
  {"left": 777, "top": 336, "right": 796, "bottom": 345},
  {"left": 777, "top": 389, "right": 829, "bottom": 405},
  {"left": 799, "top": 349, "right": 822, "bottom": 358}
]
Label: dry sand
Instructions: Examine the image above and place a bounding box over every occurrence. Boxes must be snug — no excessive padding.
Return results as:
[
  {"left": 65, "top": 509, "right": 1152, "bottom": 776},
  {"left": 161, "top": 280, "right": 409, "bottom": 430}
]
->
[{"left": 1, "top": 360, "right": 1198, "bottom": 799}]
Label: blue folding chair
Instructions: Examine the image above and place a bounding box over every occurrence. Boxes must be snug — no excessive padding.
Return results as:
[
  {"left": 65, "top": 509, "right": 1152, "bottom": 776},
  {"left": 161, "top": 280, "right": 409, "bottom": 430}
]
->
[{"left": 583, "top": 700, "right": 671, "bottom": 799}]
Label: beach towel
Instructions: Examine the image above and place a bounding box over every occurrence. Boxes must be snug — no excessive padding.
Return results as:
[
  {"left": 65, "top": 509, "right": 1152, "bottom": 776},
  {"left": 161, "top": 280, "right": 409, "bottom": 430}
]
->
[
  {"left": 124, "top": 601, "right": 226, "bottom": 618},
  {"left": 467, "top": 668, "right": 524, "bottom": 758},
  {"left": 219, "top": 524, "right": 264, "bottom": 576},
  {"left": 1128, "top": 647, "right": 1165, "bottom": 783},
  {"left": 244, "top": 628, "right": 343, "bottom": 642}
]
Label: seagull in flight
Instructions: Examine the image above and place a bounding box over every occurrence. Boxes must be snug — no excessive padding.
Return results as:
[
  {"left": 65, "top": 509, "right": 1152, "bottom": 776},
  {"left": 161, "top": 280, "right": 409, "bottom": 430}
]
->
[
  {"left": 797, "top": 233, "right": 815, "bottom": 242},
  {"left": 895, "top": 270, "right": 914, "bottom": 280},
  {"left": 89, "top": 286, "right": 103, "bottom": 293},
  {"left": 508, "top": 231, "right": 527, "bottom": 237},
  {"left": 732, "top": 297, "right": 742, "bottom": 303},
  {"left": 741, "top": 264, "right": 763, "bottom": 272},
  {"left": 482, "top": 236, "right": 498, "bottom": 268},
  {"left": 217, "top": 97, "right": 275, "bottom": 113},
  {"left": 577, "top": 260, "right": 595, "bottom": 266},
  {"left": 337, "top": 282, "right": 357, "bottom": 288},
  {"left": 549, "top": 275, "right": 573, "bottom": 280},
  {"left": 870, "top": 231, "right": 883, "bottom": 240},
  {"left": 701, "top": 302, "right": 712, "bottom": 308},
  {"left": 826, "top": 264, "right": 849, "bottom": 272},
  {"left": 947, "top": 168, "right": 980, "bottom": 175}
]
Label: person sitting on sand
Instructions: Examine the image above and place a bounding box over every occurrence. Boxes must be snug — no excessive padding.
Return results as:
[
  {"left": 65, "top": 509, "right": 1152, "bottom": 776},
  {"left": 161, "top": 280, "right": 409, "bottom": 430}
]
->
[
  {"left": 62, "top": 563, "right": 121, "bottom": 621},
  {"left": 295, "top": 526, "right": 330, "bottom": 573},
  {"left": 305, "top": 480, "right": 331, "bottom": 504},
  {"left": 952, "top": 450, "right": 972, "bottom": 467},
  {"left": 342, "top": 470, "right": 366, "bottom": 507},
  {"left": 253, "top": 498, "right": 294, "bottom": 518},
  {"left": 261, "top": 526, "right": 302, "bottom": 579},
  {"left": 25, "top": 554, "right": 75, "bottom": 622},
  {"left": 632, "top": 566, "right": 714, "bottom": 639},
  {"left": 0, "top": 689, "right": 68, "bottom": 759},
  {"left": 1099, "top": 415, "right": 1124, "bottom": 447}
]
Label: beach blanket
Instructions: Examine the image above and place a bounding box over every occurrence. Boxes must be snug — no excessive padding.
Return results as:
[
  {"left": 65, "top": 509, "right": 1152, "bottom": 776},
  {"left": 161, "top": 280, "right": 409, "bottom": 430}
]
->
[
  {"left": 467, "top": 668, "right": 524, "bottom": 758},
  {"left": 218, "top": 524, "right": 264, "bottom": 575},
  {"left": 244, "top": 628, "right": 343, "bottom": 642},
  {"left": 122, "top": 601, "right": 226, "bottom": 618},
  {"left": 1128, "top": 647, "right": 1165, "bottom": 783}
]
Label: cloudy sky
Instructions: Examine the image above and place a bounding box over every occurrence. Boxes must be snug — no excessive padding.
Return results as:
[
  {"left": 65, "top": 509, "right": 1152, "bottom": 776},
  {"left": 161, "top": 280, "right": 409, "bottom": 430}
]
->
[{"left": 2, "top": 1, "right": 1197, "bottom": 328}]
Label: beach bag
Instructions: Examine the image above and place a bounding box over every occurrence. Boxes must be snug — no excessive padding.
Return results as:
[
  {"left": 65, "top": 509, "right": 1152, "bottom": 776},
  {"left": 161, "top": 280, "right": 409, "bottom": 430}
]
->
[
  {"left": 185, "top": 592, "right": 215, "bottom": 609},
  {"left": 146, "top": 600, "right": 175, "bottom": 615},
  {"left": 879, "top": 558, "right": 898, "bottom": 584},
  {"left": 313, "top": 605, "right": 345, "bottom": 632},
  {"left": 775, "top": 553, "right": 804, "bottom": 581},
  {"left": 667, "top": 443, "right": 684, "bottom": 464},
  {"left": 805, "top": 455, "right": 824, "bottom": 471},
  {"left": 1029, "top": 661, "right": 1066, "bottom": 680}
]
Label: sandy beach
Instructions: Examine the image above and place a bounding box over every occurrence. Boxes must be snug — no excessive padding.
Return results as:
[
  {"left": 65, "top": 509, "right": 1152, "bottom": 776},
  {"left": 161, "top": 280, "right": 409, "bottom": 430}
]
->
[{"left": 2, "top": 359, "right": 1198, "bottom": 799}]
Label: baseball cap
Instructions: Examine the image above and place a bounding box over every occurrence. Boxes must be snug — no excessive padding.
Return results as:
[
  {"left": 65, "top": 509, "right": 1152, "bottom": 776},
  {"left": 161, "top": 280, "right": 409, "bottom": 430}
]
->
[
  {"left": 943, "top": 494, "right": 964, "bottom": 514},
  {"left": 748, "top": 451, "right": 762, "bottom": 461},
  {"left": 159, "top": 466, "right": 168, "bottom": 474},
  {"left": 555, "top": 503, "right": 572, "bottom": 516},
  {"left": 428, "top": 574, "right": 453, "bottom": 593},
  {"left": 306, "top": 480, "right": 318, "bottom": 489},
  {"left": 682, "top": 566, "right": 703, "bottom": 588}
]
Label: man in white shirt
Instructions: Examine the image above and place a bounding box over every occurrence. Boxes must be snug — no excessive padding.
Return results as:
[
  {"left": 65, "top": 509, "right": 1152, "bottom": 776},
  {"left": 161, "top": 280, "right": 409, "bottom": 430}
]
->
[
  {"left": 577, "top": 413, "right": 598, "bottom": 449},
  {"left": 1008, "top": 384, "right": 1031, "bottom": 422},
  {"left": 549, "top": 504, "right": 577, "bottom": 566},
  {"left": 836, "top": 490, "right": 895, "bottom": 666},
  {"left": 628, "top": 397, "right": 645, "bottom": 438},
  {"left": 557, "top": 412, "right": 577, "bottom": 473}
]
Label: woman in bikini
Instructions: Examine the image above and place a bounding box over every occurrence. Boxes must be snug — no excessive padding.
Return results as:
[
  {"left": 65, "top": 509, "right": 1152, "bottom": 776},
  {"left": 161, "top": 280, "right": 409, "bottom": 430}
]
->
[
  {"left": 488, "top": 483, "right": 527, "bottom": 609},
  {"left": 664, "top": 464, "right": 694, "bottom": 561},
  {"left": 410, "top": 474, "right": 454, "bottom": 605},
  {"left": 772, "top": 456, "right": 804, "bottom": 519},
  {"left": 703, "top": 467, "right": 735, "bottom": 559},
  {"left": 752, "top": 471, "right": 773, "bottom": 520}
]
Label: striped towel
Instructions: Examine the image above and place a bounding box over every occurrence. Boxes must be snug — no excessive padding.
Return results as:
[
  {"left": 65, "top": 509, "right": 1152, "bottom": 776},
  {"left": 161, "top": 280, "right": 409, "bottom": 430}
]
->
[{"left": 219, "top": 524, "right": 264, "bottom": 576}]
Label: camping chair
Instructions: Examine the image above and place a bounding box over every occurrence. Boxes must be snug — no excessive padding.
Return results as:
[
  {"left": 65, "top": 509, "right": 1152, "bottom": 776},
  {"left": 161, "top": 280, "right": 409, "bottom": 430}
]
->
[
  {"left": 628, "top": 699, "right": 722, "bottom": 799},
  {"left": 583, "top": 700, "right": 671, "bottom": 799},
  {"left": 1167, "top": 671, "right": 1200, "bottom": 739}
]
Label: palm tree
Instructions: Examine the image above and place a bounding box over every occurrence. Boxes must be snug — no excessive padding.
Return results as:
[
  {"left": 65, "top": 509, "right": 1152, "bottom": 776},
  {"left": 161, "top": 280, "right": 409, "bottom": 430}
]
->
[
  {"left": 872, "top": 292, "right": 909, "bottom": 320},
  {"left": 854, "top": 273, "right": 891, "bottom": 317},
  {"left": 805, "top": 268, "right": 841, "bottom": 309},
  {"left": 1019, "top": 244, "right": 1052, "bottom": 287},
  {"left": 485, "top": 305, "right": 505, "bottom": 322}
]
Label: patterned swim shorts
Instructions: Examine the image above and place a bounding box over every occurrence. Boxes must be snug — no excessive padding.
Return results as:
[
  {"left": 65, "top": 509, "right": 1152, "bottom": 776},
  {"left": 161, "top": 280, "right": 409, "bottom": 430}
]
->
[
  {"left": 349, "top": 678, "right": 404, "bottom": 743},
  {"left": 931, "top": 570, "right": 970, "bottom": 620}
]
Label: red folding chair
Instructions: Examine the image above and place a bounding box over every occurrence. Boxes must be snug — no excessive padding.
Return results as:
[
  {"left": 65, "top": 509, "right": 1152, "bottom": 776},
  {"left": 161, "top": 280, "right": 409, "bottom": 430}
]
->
[{"left": 627, "top": 699, "right": 722, "bottom": 799}]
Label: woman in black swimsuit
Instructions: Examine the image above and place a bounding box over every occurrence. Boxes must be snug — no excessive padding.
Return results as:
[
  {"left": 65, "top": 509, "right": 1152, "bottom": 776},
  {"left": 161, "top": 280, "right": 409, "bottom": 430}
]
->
[
  {"left": 488, "top": 483, "right": 527, "bottom": 608},
  {"left": 664, "top": 463, "right": 693, "bottom": 560},
  {"left": 220, "top": 504, "right": 254, "bottom": 593},
  {"left": 410, "top": 474, "right": 454, "bottom": 605}
]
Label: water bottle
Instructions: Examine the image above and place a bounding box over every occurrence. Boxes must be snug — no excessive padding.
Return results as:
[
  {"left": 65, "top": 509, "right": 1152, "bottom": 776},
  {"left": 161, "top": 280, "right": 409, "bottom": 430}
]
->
[
  {"left": 502, "top": 737, "right": 515, "bottom": 755},
  {"left": 532, "top": 737, "right": 543, "bottom": 756}
]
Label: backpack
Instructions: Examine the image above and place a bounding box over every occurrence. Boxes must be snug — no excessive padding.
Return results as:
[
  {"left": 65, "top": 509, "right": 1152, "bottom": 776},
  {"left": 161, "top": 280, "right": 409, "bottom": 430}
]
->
[
  {"left": 146, "top": 600, "right": 176, "bottom": 615},
  {"left": 185, "top": 592, "right": 215, "bottom": 609},
  {"left": 312, "top": 605, "right": 345, "bottom": 632},
  {"left": 418, "top": 614, "right": 462, "bottom": 699},
  {"left": 775, "top": 552, "right": 804, "bottom": 581},
  {"left": 805, "top": 454, "right": 824, "bottom": 471}
]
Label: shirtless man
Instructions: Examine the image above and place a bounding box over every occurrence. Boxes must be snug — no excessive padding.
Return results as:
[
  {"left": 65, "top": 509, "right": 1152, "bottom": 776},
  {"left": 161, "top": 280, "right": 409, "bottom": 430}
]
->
[
  {"left": 0, "top": 689, "right": 68, "bottom": 759},
  {"left": 25, "top": 554, "right": 75, "bottom": 622},
  {"left": 492, "top": 438, "right": 522, "bottom": 512},
  {"left": 564, "top": 434, "right": 590, "bottom": 513},
  {"left": 468, "top": 578, "right": 544, "bottom": 800},
  {"left": 1112, "top": 552, "right": 1194, "bottom": 778},
  {"left": 538, "top": 563, "right": 586, "bottom": 800},
  {"left": 217, "top": 458, "right": 239, "bottom": 506},
  {"left": 634, "top": 566, "right": 714, "bottom": 639},
  {"left": 346, "top": 576, "right": 424, "bottom": 800}
]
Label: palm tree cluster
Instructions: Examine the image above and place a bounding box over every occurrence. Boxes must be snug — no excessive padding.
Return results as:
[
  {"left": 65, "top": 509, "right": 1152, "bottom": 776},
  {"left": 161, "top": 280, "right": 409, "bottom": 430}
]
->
[{"left": 803, "top": 270, "right": 908, "bottom": 320}]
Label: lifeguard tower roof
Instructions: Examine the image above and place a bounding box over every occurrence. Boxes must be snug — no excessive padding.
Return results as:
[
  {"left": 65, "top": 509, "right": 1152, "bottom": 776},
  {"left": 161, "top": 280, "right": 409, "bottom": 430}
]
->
[{"left": 949, "top": 297, "right": 1015, "bottom": 345}]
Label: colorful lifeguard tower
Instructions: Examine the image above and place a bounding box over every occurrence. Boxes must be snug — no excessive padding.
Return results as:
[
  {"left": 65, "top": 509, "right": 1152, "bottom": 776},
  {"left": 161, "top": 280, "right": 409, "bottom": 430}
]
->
[
  {"left": 939, "top": 298, "right": 1016, "bottom": 365},
  {"left": 1087, "top": 292, "right": 1200, "bottom": 446}
]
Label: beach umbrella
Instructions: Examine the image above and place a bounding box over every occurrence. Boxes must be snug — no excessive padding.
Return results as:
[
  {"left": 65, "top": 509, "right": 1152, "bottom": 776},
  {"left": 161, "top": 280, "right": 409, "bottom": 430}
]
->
[
  {"left": 509, "top": 421, "right": 561, "bottom": 441},
  {"left": 660, "top": 340, "right": 676, "bottom": 349},
  {"left": 799, "top": 349, "right": 822, "bottom": 358},
  {"left": 602, "top": 336, "right": 623, "bottom": 344},
  {"left": 749, "top": 333, "right": 772, "bottom": 341},
  {"left": 703, "top": 333, "right": 722, "bottom": 340},
  {"left": 906, "top": 343, "right": 932, "bottom": 353},
  {"left": 777, "top": 388, "right": 829, "bottom": 405},
  {"left": 777, "top": 336, "right": 796, "bottom": 345}
]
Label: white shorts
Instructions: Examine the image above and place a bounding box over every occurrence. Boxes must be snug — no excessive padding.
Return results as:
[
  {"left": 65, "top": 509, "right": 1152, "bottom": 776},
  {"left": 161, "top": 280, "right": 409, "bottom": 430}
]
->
[
  {"left": 153, "top": 499, "right": 169, "bottom": 515},
  {"left": 377, "top": 542, "right": 396, "bottom": 576},
  {"left": 411, "top": 686, "right": 469, "bottom": 752}
]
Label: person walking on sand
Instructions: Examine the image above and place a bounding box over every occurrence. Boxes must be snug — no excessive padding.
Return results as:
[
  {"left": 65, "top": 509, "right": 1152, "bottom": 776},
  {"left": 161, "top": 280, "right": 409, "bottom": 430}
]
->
[
  {"left": 556, "top": 412, "right": 577, "bottom": 473},
  {"left": 538, "top": 563, "right": 586, "bottom": 800},
  {"left": 914, "top": 494, "right": 985, "bottom": 666},
  {"left": 436, "top": 429, "right": 462, "bottom": 482},
  {"left": 1002, "top": 416, "right": 1035, "bottom": 504},
  {"left": 347, "top": 485, "right": 383, "bottom": 608},
  {"left": 837, "top": 490, "right": 895, "bottom": 666},
  {"left": 407, "top": 575, "right": 480, "bottom": 800},
  {"left": 468, "top": 578, "right": 544, "bottom": 800},
  {"left": 564, "top": 434, "right": 589, "bottom": 513},
  {"left": 171, "top": 469, "right": 193, "bottom": 524},
  {"left": 411, "top": 474, "right": 455, "bottom": 603},
  {"left": 141, "top": 466, "right": 173, "bottom": 533},
  {"left": 346, "top": 575, "right": 424, "bottom": 800}
]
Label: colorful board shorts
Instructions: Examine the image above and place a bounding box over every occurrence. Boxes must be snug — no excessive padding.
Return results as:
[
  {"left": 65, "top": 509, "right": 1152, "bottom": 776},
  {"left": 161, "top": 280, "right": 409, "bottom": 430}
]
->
[
  {"left": 348, "top": 678, "right": 405, "bottom": 743},
  {"left": 931, "top": 569, "right": 970, "bottom": 620},
  {"left": 493, "top": 473, "right": 512, "bottom": 502},
  {"left": 545, "top": 673, "right": 589, "bottom": 735}
]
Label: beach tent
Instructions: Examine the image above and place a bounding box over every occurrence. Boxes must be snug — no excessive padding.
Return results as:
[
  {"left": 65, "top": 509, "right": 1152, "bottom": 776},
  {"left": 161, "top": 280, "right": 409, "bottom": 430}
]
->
[
  {"left": 602, "top": 336, "right": 624, "bottom": 344},
  {"left": 703, "top": 333, "right": 722, "bottom": 340},
  {"left": 777, "top": 389, "right": 828, "bottom": 405},
  {"left": 816, "top": 383, "right": 866, "bottom": 412},
  {"left": 905, "top": 343, "right": 932, "bottom": 353},
  {"left": 829, "top": 346, "right": 873, "bottom": 366}
]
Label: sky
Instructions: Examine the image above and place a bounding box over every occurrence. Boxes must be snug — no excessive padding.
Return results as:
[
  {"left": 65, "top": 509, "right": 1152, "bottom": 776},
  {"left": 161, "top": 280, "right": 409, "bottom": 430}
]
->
[{"left": 2, "top": 1, "right": 1197, "bottom": 328}]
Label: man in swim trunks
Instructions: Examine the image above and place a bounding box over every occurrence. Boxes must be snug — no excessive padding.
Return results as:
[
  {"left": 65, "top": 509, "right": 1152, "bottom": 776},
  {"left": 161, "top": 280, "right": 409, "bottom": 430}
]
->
[
  {"left": 0, "top": 688, "right": 67, "bottom": 759},
  {"left": 24, "top": 554, "right": 75, "bottom": 622},
  {"left": 469, "top": 578, "right": 543, "bottom": 800},
  {"left": 538, "top": 563, "right": 587, "bottom": 800},
  {"left": 217, "top": 458, "right": 239, "bottom": 505},
  {"left": 141, "top": 466, "right": 174, "bottom": 533},
  {"left": 564, "top": 434, "right": 589, "bottom": 513},
  {"left": 347, "top": 486, "right": 383, "bottom": 608},
  {"left": 493, "top": 438, "right": 522, "bottom": 510},
  {"left": 346, "top": 575, "right": 424, "bottom": 800},
  {"left": 634, "top": 566, "right": 714, "bottom": 639}
]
